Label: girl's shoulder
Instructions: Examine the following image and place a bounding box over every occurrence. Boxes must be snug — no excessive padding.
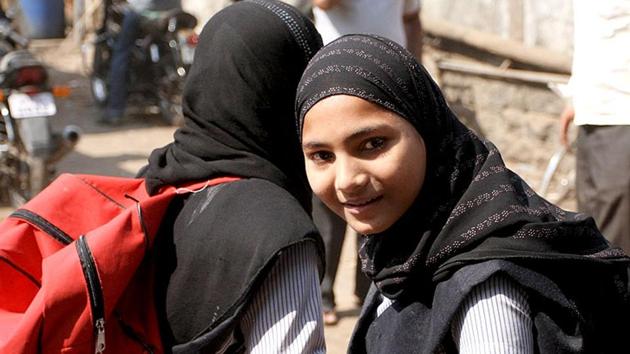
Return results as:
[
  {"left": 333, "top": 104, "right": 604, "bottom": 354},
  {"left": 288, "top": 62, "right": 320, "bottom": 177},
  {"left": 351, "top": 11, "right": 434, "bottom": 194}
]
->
[
  {"left": 218, "top": 178, "right": 308, "bottom": 214},
  {"left": 182, "top": 177, "right": 317, "bottom": 236}
]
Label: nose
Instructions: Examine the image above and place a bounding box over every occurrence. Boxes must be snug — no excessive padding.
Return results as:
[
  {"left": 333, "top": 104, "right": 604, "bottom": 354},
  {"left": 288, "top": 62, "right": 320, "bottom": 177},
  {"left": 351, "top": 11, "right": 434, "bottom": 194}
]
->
[{"left": 334, "top": 156, "right": 368, "bottom": 194}]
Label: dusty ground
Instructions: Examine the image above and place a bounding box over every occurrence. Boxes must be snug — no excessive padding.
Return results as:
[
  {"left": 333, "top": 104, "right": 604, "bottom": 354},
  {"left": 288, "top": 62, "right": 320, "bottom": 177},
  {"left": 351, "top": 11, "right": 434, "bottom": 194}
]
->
[{"left": 0, "top": 39, "right": 358, "bottom": 353}]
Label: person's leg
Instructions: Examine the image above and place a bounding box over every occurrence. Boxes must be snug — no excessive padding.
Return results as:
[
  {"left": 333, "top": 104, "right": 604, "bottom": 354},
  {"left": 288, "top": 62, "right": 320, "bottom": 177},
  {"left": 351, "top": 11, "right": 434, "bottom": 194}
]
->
[
  {"left": 576, "top": 126, "right": 598, "bottom": 218},
  {"left": 311, "top": 196, "right": 346, "bottom": 324},
  {"left": 576, "top": 125, "right": 630, "bottom": 254},
  {"left": 104, "top": 9, "right": 141, "bottom": 123},
  {"left": 354, "top": 232, "right": 370, "bottom": 304}
]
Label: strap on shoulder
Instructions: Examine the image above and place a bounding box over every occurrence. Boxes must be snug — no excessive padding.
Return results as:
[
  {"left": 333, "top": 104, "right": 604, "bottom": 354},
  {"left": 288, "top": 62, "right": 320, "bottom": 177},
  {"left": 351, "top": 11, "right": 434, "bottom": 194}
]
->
[{"left": 161, "top": 176, "right": 242, "bottom": 196}]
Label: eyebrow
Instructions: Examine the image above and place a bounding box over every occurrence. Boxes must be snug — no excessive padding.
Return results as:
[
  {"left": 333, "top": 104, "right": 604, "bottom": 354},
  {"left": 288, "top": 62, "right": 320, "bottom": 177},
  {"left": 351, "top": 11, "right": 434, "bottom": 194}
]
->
[{"left": 302, "top": 123, "right": 390, "bottom": 149}]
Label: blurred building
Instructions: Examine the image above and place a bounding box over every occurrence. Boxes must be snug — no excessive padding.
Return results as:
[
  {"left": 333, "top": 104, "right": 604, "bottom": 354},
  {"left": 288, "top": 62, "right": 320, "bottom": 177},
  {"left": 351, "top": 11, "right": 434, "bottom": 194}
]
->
[
  {"left": 423, "top": 0, "right": 573, "bottom": 55},
  {"left": 421, "top": 0, "right": 576, "bottom": 210}
]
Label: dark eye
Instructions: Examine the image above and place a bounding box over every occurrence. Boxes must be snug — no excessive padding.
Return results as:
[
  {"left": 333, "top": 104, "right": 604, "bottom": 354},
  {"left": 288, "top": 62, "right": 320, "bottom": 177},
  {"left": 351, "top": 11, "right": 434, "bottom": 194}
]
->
[
  {"left": 308, "top": 151, "right": 334, "bottom": 164},
  {"left": 363, "top": 137, "right": 386, "bottom": 151}
]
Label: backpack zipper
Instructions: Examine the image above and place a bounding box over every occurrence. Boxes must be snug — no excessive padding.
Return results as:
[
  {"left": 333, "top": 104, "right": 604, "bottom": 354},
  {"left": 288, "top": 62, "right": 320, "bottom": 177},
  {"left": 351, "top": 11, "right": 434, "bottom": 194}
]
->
[
  {"left": 11, "top": 209, "right": 73, "bottom": 245},
  {"left": 76, "top": 235, "right": 106, "bottom": 354},
  {"left": 95, "top": 318, "right": 106, "bottom": 354},
  {"left": 13, "top": 208, "right": 153, "bottom": 352}
]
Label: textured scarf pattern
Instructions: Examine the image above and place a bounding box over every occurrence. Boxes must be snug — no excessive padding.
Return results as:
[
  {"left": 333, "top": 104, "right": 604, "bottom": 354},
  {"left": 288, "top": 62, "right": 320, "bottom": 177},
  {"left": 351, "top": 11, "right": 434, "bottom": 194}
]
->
[{"left": 296, "top": 34, "right": 627, "bottom": 299}]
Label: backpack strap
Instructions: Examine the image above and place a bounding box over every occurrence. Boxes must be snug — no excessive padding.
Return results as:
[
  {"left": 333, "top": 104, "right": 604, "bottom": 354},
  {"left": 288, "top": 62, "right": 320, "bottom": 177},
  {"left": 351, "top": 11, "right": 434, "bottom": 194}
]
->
[{"left": 159, "top": 176, "right": 242, "bottom": 196}]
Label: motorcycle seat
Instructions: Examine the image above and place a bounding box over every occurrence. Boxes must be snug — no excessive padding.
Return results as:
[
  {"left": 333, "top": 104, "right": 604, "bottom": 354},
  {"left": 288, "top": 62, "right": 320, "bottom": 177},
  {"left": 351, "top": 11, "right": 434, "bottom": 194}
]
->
[
  {"left": 0, "top": 49, "right": 47, "bottom": 87},
  {"left": 0, "top": 50, "right": 43, "bottom": 75}
]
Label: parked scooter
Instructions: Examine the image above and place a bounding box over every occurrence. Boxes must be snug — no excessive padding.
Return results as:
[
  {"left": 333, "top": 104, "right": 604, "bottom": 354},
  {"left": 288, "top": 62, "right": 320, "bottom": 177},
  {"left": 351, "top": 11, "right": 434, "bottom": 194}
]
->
[
  {"left": 0, "top": 17, "right": 81, "bottom": 207},
  {"left": 88, "top": 0, "right": 198, "bottom": 126}
]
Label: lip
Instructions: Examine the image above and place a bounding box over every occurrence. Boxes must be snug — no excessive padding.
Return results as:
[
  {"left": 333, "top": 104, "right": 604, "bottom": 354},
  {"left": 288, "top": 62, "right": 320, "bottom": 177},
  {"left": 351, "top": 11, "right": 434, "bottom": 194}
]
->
[{"left": 341, "top": 195, "right": 383, "bottom": 214}]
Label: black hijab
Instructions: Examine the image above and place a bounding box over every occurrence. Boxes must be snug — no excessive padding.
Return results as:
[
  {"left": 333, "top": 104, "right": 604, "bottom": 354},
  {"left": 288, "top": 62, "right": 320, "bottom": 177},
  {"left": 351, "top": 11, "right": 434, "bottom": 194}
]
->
[
  {"left": 296, "top": 34, "right": 628, "bottom": 299},
  {"left": 140, "top": 0, "right": 322, "bottom": 210}
]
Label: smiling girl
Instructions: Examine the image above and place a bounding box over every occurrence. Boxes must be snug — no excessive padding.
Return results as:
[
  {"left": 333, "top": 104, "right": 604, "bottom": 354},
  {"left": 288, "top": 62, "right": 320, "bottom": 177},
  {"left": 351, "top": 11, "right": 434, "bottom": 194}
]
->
[{"left": 296, "top": 34, "right": 630, "bottom": 353}]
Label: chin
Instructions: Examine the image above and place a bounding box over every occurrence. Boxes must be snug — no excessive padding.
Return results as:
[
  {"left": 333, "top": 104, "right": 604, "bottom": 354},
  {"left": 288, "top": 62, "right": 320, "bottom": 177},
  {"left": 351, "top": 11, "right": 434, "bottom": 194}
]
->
[{"left": 348, "top": 220, "right": 388, "bottom": 236}]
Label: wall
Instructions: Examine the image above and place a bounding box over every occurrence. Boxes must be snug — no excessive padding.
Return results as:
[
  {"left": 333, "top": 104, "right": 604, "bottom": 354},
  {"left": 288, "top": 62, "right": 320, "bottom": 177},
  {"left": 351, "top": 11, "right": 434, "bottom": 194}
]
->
[
  {"left": 423, "top": 0, "right": 577, "bottom": 210},
  {"left": 422, "top": 0, "right": 574, "bottom": 55}
]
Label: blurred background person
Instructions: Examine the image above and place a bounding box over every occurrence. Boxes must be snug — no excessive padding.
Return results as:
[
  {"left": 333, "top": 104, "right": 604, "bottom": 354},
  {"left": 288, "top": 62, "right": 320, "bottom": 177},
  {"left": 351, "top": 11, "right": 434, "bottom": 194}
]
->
[
  {"left": 312, "top": 193, "right": 356, "bottom": 325},
  {"left": 312, "top": 0, "right": 422, "bottom": 60},
  {"left": 279, "top": 0, "right": 312, "bottom": 16},
  {"left": 310, "top": 0, "right": 423, "bottom": 325},
  {"left": 101, "top": 0, "right": 181, "bottom": 124},
  {"left": 559, "top": 0, "right": 630, "bottom": 254}
]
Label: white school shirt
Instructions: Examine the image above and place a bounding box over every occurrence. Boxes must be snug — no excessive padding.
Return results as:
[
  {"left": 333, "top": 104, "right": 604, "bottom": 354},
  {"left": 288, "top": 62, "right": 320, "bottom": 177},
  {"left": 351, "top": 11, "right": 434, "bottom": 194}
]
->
[
  {"left": 216, "top": 242, "right": 326, "bottom": 353},
  {"left": 376, "top": 274, "right": 535, "bottom": 353},
  {"left": 571, "top": 0, "right": 630, "bottom": 126},
  {"left": 313, "top": 0, "right": 420, "bottom": 46}
]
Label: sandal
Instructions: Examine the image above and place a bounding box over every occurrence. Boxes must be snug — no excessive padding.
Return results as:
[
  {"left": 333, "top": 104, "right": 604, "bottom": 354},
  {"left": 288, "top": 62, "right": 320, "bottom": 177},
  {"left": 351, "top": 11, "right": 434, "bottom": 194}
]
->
[{"left": 323, "top": 310, "right": 339, "bottom": 325}]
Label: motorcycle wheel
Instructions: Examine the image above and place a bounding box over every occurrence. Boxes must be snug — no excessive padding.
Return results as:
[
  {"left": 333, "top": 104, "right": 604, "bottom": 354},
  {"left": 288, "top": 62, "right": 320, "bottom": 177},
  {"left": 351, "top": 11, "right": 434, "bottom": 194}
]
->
[
  {"left": 90, "top": 41, "right": 111, "bottom": 107},
  {"left": 7, "top": 157, "right": 48, "bottom": 208}
]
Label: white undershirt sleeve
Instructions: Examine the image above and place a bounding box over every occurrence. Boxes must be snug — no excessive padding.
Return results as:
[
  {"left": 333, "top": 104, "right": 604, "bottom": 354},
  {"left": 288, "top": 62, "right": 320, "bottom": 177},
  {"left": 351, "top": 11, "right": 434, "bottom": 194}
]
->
[
  {"left": 239, "top": 242, "right": 326, "bottom": 354},
  {"left": 451, "top": 274, "right": 534, "bottom": 354}
]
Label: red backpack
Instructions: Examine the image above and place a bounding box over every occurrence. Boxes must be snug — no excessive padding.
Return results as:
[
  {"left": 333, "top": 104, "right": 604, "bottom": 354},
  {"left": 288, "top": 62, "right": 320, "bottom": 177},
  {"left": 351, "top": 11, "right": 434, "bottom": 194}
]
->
[{"left": 0, "top": 173, "right": 239, "bottom": 354}]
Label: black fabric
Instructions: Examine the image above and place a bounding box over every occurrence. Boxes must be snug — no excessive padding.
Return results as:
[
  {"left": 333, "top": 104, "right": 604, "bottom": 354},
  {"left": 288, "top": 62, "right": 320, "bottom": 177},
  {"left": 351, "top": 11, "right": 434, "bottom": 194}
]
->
[
  {"left": 140, "top": 0, "right": 322, "bottom": 210},
  {"left": 295, "top": 34, "right": 629, "bottom": 298},
  {"left": 142, "top": 1, "right": 324, "bottom": 351},
  {"left": 349, "top": 259, "right": 630, "bottom": 353},
  {"left": 295, "top": 34, "right": 630, "bottom": 352},
  {"left": 154, "top": 180, "right": 322, "bottom": 352}
]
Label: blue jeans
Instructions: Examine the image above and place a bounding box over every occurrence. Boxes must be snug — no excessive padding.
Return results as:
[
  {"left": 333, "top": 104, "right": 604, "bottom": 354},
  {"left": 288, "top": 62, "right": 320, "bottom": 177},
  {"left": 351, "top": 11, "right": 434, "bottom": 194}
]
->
[{"left": 106, "top": 9, "right": 141, "bottom": 118}]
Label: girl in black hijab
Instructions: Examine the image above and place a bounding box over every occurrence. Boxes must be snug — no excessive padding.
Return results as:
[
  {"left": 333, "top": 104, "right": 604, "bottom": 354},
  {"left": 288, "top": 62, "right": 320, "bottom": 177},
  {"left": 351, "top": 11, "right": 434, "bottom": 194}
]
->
[
  {"left": 296, "top": 34, "right": 630, "bottom": 353},
  {"left": 140, "top": 1, "right": 326, "bottom": 352}
]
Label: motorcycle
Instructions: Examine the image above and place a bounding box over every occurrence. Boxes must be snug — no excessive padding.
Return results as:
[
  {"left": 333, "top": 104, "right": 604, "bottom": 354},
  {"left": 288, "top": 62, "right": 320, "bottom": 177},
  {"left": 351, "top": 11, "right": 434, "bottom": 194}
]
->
[
  {"left": 88, "top": 0, "right": 198, "bottom": 126},
  {"left": 0, "top": 17, "right": 81, "bottom": 207}
]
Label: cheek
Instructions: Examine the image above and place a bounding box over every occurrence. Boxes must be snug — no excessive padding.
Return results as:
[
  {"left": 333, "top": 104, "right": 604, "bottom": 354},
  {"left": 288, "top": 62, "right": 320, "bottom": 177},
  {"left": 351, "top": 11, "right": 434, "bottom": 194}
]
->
[
  {"left": 399, "top": 141, "right": 427, "bottom": 199},
  {"left": 383, "top": 140, "right": 426, "bottom": 202},
  {"left": 373, "top": 160, "right": 404, "bottom": 187},
  {"left": 305, "top": 164, "right": 334, "bottom": 200}
]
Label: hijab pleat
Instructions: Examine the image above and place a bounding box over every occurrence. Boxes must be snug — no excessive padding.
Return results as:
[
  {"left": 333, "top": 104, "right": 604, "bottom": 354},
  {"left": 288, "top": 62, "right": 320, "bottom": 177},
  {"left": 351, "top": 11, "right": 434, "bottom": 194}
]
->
[{"left": 296, "top": 34, "right": 627, "bottom": 299}]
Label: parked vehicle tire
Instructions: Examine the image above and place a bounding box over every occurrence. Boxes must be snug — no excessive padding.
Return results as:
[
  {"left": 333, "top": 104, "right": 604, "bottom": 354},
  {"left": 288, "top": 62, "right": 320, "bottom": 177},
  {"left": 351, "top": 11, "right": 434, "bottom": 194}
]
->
[
  {"left": 90, "top": 40, "right": 111, "bottom": 107},
  {"left": 7, "top": 157, "right": 48, "bottom": 208},
  {"left": 6, "top": 159, "right": 29, "bottom": 207}
]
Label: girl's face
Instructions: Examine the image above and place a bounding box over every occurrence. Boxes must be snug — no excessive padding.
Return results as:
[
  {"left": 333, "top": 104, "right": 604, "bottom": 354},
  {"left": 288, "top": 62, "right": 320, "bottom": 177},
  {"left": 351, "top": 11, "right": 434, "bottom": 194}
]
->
[{"left": 302, "top": 95, "right": 427, "bottom": 235}]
